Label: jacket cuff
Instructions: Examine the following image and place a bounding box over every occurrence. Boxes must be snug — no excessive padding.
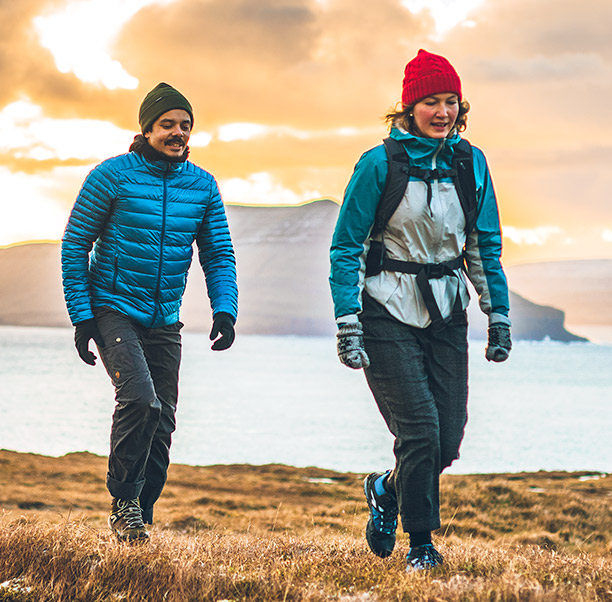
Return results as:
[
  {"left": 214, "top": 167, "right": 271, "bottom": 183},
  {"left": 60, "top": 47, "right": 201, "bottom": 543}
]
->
[
  {"left": 336, "top": 314, "right": 359, "bottom": 326},
  {"left": 489, "top": 313, "right": 511, "bottom": 327},
  {"left": 213, "top": 311, "right": 236, "bottom": 325}
]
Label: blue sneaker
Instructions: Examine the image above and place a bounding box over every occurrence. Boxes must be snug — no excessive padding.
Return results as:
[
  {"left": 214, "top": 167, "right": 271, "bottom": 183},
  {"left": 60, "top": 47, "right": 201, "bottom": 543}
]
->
[
  {"left": 363, "top": 470, "right": 398, "bottom": 557},
  {"left": 406, "top": 544, "right": 443, "bottom": 572}
]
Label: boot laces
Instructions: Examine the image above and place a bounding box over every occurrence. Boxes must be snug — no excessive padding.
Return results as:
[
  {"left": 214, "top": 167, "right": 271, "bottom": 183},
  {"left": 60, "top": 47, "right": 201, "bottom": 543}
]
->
[
  {"left": 117, "top": 499, "right": 145, "bottom": 529},
  {"left": 371, "top": 495, "right": 398, "bottom": 534}
]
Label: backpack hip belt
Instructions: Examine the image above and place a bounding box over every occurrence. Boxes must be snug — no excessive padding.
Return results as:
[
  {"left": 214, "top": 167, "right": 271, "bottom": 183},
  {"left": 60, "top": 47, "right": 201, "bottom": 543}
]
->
[{"left": 368, "top": 250, "right": 465, "bottom": 330}]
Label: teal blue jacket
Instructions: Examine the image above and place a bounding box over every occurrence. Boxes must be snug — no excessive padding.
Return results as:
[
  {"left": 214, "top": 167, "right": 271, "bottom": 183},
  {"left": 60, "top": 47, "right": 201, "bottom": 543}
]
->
[
  {"left": 329, "top": 128, "right": 510, "bottom": 326},
  {"left": 62, "top": 151, "right": 238, "bottom": 328}
]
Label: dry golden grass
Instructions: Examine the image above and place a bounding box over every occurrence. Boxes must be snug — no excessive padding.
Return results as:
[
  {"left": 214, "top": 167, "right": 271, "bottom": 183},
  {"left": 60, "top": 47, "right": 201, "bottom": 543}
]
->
[{"left": 0, "top": 450, "right": 611, "bottom": 601}]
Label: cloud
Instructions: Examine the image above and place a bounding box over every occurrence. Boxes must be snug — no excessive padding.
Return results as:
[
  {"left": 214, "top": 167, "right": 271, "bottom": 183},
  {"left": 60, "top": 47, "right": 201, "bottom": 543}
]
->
[
  {"left": 213, "top": 122, "right": 381, "bottom": 143},
  {"left": 468, "top": 53, "right": 608, "bottom": 82},
  {"left": 0, "top": 0, "right": 141, "bottom": 127},
  {"left": 115, "top": 0, "right": 428, "bottom": 128},
  {"left": 401, "top": 0, "right": 484, "bottom": 37},
  {"left": 503, "top": 226, "right": 563, "bottom": 246},
  {"left": 0, "top": 99, "right": 134, "bottom": 164},
  {"left": 219, "top": 172, "right": 322, "bottom": 206},
  {"left": 32, "top": 0, "right": 178, "bottom": 90},
  {"left": 2, "top": 0, "right": 612, "bottom": 262}
]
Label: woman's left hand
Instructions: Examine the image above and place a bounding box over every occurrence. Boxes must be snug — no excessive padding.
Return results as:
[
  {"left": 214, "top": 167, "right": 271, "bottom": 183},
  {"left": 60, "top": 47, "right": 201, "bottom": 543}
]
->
[{"left": 485, "top": 324, "right": 512, "bottom": 362}]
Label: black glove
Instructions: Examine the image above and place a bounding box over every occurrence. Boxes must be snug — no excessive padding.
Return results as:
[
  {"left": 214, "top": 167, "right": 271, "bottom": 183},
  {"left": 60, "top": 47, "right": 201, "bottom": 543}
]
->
[
  {"left": 210, "top": 312, "right": 235, "bottom": 351},
  {"left": 336, "top": 322, "right": 370, "bottom": 369},
  {"left": 74, "top": 318, "right": 105, "bottom": 366},
  {"left": 485, "top": 323, "right": 512, "bottom": 363}
]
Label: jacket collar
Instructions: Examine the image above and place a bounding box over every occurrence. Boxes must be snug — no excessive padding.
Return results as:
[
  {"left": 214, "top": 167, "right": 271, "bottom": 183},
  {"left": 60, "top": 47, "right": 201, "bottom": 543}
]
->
[
  {"left": 129, "top": 134, "right": 188, "bottom": 176},
  {"left": 389, "top": 126, "right": 461, "bottom": 166}
]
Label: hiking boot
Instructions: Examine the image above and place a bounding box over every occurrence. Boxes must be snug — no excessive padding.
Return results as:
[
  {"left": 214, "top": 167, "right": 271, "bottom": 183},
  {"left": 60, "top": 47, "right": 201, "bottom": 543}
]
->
[
  {"left": 363, "top": 470, "right": 398, "bottom": 558},
  {"left": 108, "top": 498, "right": 150, "bottom": 543},
  {"left": 406, "top": 544, "right": 443, "bottom": 572}
]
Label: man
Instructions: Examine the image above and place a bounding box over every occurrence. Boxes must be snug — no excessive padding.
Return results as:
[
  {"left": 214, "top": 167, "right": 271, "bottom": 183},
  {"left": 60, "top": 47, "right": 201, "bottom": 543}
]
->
[{"left": 61, "top": 82, "right": 238, "bottom": 542}]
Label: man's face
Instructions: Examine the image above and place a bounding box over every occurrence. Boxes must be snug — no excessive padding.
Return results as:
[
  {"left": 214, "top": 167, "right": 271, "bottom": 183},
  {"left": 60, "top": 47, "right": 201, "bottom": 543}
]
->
[{"left": 145, "top": 109, "right": 192, "bottom": 158}]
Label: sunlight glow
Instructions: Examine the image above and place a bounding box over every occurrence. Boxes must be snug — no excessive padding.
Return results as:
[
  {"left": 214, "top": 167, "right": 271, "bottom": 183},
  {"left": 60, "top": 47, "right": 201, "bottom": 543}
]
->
[
  {"left": 33, "top": 0, "right": 175, "bottom": 90},
  {"left": 0, "top": 167, "right": 71, "bottom": 245},
  {"left": 401, "top": 0, "right": 484, "bottom": 35},
  {"left": 0, "top": 100, "right": 135, "bottom": 161}
]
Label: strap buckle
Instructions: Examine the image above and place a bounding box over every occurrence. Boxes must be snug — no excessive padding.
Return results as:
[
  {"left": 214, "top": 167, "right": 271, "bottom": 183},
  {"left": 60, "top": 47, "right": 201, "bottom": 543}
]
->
[{"left": 423, "top": 263, "right": 446, "bottom": 279}]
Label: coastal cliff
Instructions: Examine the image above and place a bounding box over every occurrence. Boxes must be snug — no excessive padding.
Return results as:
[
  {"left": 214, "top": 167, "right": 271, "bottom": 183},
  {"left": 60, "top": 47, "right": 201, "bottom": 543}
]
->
[{"left": 0, "top": 200, "right": 594, "bottom": 341}]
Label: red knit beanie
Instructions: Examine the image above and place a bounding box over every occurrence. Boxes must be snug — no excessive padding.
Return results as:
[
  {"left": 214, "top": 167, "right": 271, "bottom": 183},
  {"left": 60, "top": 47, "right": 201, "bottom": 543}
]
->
[{"left": 401, "top": 49, "right": 462, "bottom": 107}]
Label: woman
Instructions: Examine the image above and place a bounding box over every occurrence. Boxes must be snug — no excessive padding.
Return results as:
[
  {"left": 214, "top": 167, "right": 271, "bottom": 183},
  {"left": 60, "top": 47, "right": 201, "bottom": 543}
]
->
[{"left": 329, "top": 49, "right": 511, "bottom": 572}]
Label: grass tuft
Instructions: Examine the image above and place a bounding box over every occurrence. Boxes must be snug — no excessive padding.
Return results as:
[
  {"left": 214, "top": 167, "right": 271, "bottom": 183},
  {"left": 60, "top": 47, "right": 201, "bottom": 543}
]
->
[{"left": 0, "top": 451, "right": 611, "bottom": 601}]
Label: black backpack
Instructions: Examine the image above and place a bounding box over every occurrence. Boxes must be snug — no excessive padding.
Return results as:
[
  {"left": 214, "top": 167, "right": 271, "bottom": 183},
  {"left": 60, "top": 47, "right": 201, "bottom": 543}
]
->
[
  {"left": 366, "top": 136, "right": 478, "bottom": 276},
  {"left": 364, "top": 136, "right": 479, "bottom": 330},
  {"left": 372, "top": 136, "right": 477, "bottom": 237}
]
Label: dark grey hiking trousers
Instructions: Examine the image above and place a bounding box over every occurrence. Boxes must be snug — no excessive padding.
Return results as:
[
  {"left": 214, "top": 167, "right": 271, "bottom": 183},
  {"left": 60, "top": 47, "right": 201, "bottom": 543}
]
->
[
  {"left": 361, "top": 292, "right": 468, "bottom": 532},
  {"left": 94, "top": 307, "right": 183, "bottom": 523}
]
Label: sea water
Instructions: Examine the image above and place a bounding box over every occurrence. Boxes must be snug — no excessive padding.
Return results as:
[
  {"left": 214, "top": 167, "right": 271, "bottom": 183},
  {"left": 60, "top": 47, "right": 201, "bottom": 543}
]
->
[{"left": 0, "top": 326, "right": 610, "bottom": 475}]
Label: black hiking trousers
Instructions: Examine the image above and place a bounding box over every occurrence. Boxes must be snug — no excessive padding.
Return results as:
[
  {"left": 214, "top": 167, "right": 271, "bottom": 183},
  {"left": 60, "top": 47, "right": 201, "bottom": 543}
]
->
[
  {"left": 361, "top": 292, "right": 469, "bottom": 533},
  {"left": 94, "top": 307, "right": 183, "bottom": 524}
]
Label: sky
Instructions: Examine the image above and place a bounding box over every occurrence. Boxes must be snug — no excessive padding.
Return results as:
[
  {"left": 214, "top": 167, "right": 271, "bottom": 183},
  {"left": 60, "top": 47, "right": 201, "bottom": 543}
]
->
[{"left": 1, "top": 0, "right": 611, "bottom": 265}]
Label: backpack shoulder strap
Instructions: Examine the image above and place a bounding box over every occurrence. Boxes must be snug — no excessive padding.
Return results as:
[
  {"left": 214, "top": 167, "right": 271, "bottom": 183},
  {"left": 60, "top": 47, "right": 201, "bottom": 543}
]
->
[
  {"left": 371, "top": 137, "right": 411, "bottom": 237},
  {"left": 452, "top": 138, "right": 478, "bottom": 235}
]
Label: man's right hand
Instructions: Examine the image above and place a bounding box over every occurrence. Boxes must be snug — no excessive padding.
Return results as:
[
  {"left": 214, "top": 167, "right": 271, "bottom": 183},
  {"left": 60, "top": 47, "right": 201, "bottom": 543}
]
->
[{"left": 74, "top": 319, "right": 105, "bottom": 365}]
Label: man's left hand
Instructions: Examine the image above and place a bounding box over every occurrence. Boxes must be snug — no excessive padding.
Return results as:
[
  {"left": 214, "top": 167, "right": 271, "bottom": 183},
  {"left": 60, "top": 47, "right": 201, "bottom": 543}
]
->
[{"left": 210, "top": 312, "right": 235, "bottom": 351}]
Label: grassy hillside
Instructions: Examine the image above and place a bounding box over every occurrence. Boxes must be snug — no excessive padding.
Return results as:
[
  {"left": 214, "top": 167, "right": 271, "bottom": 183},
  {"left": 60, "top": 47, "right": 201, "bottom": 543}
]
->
[{"left": 0, "top": 450, "right": 611, "bottom": 601}]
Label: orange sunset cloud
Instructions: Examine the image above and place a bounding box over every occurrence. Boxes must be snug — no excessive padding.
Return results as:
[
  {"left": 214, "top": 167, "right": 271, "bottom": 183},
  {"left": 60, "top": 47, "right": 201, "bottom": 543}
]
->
[{"left": 1, "top": 0, "right": 611, "bottom": 266}]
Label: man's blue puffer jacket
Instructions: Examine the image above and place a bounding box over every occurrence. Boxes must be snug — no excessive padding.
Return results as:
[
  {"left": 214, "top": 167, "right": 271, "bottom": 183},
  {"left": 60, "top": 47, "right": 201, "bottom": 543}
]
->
[{"left": 61, "top": 151, "right": 238, "bottom": 328}]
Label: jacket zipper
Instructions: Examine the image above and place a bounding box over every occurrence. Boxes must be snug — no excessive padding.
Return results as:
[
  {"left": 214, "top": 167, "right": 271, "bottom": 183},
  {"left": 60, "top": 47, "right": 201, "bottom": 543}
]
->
[
  {"left": 431, "top": 139, "right": 446, "bottom": 259},
  {"left": 112, "top": 255, "right": 119, "bottom": 293},
  {"left": 150, "top": 172, "right": 168, "bottom": 327}
]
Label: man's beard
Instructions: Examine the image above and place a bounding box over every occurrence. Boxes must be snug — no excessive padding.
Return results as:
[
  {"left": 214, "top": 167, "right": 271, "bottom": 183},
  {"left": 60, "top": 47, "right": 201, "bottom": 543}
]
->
[{"left": 129, "top": 134, "right": 190, "bottom": 163}]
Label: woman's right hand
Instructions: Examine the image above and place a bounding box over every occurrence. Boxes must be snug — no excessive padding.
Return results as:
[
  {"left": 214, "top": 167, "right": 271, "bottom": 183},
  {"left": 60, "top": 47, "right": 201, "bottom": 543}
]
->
[{"left": 336, "top": 322, "right": 370, "bottom": 369}]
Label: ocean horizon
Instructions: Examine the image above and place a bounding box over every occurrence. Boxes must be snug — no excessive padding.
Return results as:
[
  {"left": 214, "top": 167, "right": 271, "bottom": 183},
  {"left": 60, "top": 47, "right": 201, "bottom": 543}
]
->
[{"left": 1, "top": 326, "right": 611, "bottom": 475}]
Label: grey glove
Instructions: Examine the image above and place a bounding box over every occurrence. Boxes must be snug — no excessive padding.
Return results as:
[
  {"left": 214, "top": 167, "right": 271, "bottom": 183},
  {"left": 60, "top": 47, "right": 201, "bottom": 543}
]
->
[
  {"left": 336, "top": 322, "right": 370, "bottom": 369},
  {"left": 486, "top": 323, "right": 512, "bottom": 362}
]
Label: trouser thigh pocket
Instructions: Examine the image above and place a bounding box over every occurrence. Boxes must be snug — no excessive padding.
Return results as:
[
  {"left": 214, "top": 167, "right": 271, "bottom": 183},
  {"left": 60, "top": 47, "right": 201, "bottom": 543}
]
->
[{"left": 99, "top": 338, "right": 157, "bottom": 407}]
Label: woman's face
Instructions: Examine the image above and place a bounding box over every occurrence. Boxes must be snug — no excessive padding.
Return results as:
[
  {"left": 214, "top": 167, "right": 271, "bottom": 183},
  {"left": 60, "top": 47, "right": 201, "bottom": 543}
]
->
[{"left": 411, "top": 93, "right": 459, "bottom": 139}]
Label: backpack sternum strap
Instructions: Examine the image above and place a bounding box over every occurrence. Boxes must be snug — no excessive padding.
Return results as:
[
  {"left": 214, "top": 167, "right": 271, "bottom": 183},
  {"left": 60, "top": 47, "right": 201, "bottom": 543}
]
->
[{"left": 406, "top": 166, "right": 457, "bottom": 212}]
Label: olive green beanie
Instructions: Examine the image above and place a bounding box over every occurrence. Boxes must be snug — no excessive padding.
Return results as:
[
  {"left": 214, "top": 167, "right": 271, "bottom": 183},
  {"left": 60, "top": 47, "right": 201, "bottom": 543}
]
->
[{"left": 138, "top": 82, "right": 194, "bottom": 133}]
